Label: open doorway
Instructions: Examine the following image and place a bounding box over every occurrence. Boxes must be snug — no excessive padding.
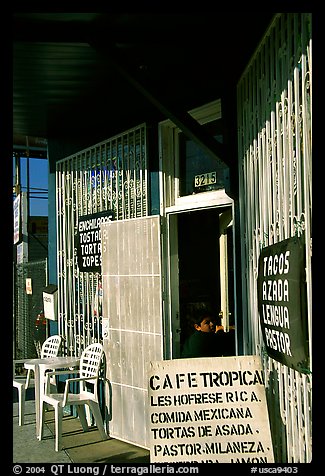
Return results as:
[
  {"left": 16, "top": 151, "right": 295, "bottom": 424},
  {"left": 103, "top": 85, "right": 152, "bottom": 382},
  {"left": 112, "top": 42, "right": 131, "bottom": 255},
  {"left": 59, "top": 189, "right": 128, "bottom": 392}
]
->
[{"left": 169, "top": 207, "right": 236, "bottom": 357}]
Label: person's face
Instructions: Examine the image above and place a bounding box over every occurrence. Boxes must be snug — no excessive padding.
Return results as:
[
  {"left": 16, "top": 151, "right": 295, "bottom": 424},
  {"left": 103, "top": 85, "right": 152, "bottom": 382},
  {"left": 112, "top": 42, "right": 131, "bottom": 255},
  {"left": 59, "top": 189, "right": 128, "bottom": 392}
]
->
[{"left": 195, "top": 317, "right": 215, "bottom": 333}]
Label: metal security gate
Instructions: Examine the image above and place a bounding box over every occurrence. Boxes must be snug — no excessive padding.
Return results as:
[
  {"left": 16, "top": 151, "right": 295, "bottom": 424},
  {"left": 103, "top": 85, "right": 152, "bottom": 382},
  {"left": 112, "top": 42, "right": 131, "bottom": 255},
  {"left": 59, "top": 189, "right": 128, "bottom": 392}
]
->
[
  {"left": 56, "top": 124, "right": 148, "bottom": 357},
  {"left": 237, "top": 13, "right": 312, "bottom": 462},
  {"left": 101, "top": 216, "right": 163, "bottom": 448},
  {"left": 13, "top": 259, "right": 48, "bottom": 359}
]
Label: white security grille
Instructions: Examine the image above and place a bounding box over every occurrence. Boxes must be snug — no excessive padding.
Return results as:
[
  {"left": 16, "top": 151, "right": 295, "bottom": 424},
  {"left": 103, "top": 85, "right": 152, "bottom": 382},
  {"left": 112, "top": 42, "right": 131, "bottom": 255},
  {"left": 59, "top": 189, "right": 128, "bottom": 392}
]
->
[
  {"left": 56, "top": 124, "right": 148, "bottom": 357},
  {"left": 238, "top": 14, "right": 312, "bottom": 462}
]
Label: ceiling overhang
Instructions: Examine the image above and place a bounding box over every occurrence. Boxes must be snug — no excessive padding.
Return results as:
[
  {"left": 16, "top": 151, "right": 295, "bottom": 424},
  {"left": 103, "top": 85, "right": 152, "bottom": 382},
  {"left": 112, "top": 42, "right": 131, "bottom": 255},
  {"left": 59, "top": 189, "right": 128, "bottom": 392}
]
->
[{"left": 13, "top": 12, "right": 275, "bottom": 174}]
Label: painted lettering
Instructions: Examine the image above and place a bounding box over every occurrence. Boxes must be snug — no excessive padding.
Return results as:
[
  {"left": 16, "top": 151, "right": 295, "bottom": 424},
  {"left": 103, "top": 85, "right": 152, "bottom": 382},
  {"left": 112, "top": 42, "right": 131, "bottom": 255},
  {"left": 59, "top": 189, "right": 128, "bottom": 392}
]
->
[
  {"left": 262, "top": 304, "right": 290, "bottom": 328},
  {"left": 263, "top": 251, "right": 290, "bottom": 276},
  {"left": 264, "top": 328, "right": 292, "bottom": 356},
  {"left": 262, "top": 279, "right": 289, "bottom": 302}
]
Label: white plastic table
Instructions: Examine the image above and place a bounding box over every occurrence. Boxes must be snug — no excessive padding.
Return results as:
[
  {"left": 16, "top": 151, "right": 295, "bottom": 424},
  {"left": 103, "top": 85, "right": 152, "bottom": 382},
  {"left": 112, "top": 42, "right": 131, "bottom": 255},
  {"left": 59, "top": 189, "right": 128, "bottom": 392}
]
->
[{"left": 24, "top": 356, "right": 80, "bottom": 439}]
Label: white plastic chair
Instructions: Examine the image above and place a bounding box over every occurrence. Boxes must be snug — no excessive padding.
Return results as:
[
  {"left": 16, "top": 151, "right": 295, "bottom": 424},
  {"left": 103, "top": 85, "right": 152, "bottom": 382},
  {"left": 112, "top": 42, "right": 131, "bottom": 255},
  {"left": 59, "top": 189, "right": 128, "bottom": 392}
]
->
[
  {"left": 13, "top": 335, "right": 62, "bottom": 426},
  {"left": 39, "top": 342, "right": 107, "bottom": 451}
]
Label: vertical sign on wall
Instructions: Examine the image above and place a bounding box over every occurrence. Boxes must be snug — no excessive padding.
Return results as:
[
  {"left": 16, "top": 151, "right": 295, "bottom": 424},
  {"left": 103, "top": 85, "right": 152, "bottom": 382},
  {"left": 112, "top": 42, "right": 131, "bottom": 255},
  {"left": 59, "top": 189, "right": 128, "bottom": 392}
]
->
[
  {"left": 13, "top": 194, "right": 21, "bottom": 244},
  {"left": 148, "top": 356, "right": 274, "bottom": 463},
  {"left": 257, "top": 236, "right": 309, "bottom": 374}
]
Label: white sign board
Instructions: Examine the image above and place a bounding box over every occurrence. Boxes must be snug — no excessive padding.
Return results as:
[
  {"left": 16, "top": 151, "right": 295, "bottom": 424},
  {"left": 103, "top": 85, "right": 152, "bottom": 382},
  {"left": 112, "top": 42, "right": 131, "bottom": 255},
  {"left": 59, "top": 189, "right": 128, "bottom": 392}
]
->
[
  {"left": 26, "top": 278, "right": 32, "bottom": 295},
  {"left": 148, "top": 355, "right": 274, "bottom": 463},
  {"left": 43, "top": 287, "right": 58, "bottom": 321}
]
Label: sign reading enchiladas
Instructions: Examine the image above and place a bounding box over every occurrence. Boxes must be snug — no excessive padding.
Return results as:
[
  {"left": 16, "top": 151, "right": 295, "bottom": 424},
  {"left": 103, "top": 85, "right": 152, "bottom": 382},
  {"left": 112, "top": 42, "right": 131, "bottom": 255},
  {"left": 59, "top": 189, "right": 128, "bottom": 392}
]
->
[{"left": 76, "top": 210, "right": 114, "bottom": 272}]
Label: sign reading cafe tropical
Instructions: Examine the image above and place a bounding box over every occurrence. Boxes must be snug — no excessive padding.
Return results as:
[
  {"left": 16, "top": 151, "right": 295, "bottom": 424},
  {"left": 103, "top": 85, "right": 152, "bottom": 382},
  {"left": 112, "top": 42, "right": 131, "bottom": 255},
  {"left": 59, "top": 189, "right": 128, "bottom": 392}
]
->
[
  {"left": 148, "top": 356, "right": 274, "bottom": 463},
  {"left": 257, "top": 236, "right": 309, "bottom": 373},
  {"left": 76, "top": 210, "right": 114, "bottom": 272}
]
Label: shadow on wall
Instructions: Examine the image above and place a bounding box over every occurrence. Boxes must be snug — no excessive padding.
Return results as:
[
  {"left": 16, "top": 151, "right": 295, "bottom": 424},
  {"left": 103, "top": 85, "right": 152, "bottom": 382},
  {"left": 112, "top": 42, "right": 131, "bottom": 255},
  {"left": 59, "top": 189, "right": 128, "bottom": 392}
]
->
[{"left": 265, "top": 366, "right": 288, "bottom": 462}]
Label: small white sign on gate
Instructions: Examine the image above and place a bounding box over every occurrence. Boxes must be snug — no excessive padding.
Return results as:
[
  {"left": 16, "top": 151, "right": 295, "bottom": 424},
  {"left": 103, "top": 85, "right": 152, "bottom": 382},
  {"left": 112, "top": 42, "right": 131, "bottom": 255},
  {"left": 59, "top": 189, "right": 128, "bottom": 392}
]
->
[{"left": 148, "top": 355, "right": 274, "bottom": 463}]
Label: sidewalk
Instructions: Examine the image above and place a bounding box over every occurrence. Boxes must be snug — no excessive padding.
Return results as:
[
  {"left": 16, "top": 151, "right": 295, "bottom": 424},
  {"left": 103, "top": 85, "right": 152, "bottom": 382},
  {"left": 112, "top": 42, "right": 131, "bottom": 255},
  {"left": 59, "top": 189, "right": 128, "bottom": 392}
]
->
[{"left": 13, "top": 399, "right": 150, "bottom": 464}]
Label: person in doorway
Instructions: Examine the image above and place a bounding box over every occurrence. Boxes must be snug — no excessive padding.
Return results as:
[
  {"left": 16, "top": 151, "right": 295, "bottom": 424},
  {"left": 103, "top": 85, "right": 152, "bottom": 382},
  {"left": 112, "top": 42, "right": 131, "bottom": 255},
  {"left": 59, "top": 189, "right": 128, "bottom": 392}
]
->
[
  {"left": 222, "top": 324, "right": 236, "bottom": 356},
  {"left": 181, "top": 309, "right": 225, "bottom": 358},
  {"left": 212, "top": 313, "right": 236, "bottom": 356}
]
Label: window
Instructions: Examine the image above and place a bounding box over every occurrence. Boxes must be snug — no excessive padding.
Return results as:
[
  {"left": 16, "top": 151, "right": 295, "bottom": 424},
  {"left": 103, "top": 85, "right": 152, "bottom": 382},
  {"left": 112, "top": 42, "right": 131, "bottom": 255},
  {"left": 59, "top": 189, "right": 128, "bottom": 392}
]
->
[{"left": 178, "top": 119, "right": 227, "bottom": 197}]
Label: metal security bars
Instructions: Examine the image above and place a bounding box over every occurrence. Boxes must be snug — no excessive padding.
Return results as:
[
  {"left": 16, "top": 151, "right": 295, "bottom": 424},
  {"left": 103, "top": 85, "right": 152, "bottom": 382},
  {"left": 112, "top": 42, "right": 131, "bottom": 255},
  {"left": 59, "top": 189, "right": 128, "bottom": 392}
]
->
[
  {"left": 237, "top": 14, "right": 312, "bottom": 462},
  {"left": 13, "top": 259, "right": 48, "bottom": 359},
  {"left": 56, "top": 124, "right": 148, "bottom": 357}
]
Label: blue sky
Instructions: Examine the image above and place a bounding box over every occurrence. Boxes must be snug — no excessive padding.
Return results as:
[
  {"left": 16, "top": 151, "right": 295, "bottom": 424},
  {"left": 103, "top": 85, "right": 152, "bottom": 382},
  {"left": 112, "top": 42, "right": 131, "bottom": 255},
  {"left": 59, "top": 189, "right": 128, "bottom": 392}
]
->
[{"left": 13, "top": 156, "right": 48, "bottom": 216}]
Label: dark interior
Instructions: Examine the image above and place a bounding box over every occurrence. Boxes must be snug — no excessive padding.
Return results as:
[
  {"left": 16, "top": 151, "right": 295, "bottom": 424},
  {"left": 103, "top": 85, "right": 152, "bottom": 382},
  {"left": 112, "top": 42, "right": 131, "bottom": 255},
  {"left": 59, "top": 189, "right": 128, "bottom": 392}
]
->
[
  {"left": 178, "top": 209, "right": 220, "bottom": 341},
  {"left": 178, "top": 207, "right": 235, "bottom": 355}
]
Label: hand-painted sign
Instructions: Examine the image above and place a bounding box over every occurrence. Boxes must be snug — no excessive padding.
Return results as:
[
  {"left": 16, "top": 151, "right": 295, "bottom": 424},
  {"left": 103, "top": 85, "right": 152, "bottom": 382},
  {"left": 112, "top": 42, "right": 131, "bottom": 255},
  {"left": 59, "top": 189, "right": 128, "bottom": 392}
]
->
[
  {"left": 76, "top": 210, "right": 114, "bottom": 272},
  {"left": 257, "top": 236, "right": 309, "bottom": 373},
  {"left": 148, "top": 356, "right": 274, "bottom": 463}
]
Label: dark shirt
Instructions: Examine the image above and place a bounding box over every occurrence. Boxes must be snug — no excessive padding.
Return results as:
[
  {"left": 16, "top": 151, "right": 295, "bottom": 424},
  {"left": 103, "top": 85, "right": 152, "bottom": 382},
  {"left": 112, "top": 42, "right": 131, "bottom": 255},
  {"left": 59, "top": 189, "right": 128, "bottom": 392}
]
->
[{"left": 181, "top": 330, "right": 224, "bottom": 358}]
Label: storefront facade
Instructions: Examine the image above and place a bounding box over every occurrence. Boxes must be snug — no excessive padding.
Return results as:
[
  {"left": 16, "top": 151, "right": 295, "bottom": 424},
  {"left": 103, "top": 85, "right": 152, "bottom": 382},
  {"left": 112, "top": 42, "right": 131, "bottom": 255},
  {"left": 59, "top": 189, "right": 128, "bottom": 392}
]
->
[{"left": 51, "top": 13, "right": 312, "bottom": 461}]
